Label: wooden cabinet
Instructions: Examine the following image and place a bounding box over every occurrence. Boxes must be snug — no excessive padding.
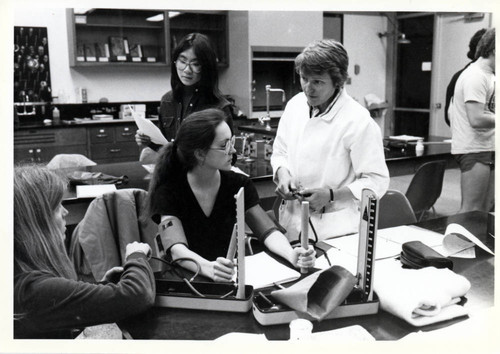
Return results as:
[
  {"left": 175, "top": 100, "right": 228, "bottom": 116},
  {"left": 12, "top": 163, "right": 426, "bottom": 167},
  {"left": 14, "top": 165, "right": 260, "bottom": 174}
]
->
[
  {"left": 88, "top": 124, "right": 140, "bottom": 163},
  {"left": 67, "top": 9, "right": 229, "bottom": 68},
  {"left": 67, "top": 8, "right": 169, "bottom": 67},
  {"left": 14, "top": 123, "right": 140, "bottom": 164},
  {"left": 169, "top": 11, "right": 229, "bottom": 66},
  {"left": 14, "top": 127, "right": 87, "bottom": 163}
]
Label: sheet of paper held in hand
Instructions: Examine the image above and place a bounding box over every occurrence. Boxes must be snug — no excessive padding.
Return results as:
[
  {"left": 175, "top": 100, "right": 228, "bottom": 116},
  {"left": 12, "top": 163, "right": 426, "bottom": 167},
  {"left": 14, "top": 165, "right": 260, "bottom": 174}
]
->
[{"left": 129, "top": 105, "right": 169, "bottom": 145}]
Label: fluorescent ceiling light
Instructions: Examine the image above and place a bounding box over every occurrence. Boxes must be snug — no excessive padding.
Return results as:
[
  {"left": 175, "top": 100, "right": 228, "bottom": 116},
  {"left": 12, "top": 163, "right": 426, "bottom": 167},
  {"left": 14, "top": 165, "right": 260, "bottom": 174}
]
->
[
  {"left": 74, "top": 8, "right": 93, "bottom": 15},
  {"left": 146, "top": 13, "right": 165, "bottom": 22}
]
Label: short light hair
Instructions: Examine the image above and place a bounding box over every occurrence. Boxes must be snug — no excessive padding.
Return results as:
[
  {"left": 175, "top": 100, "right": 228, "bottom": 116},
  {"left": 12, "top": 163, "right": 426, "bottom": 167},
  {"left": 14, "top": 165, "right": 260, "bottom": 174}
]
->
[
  {"left": 475, "top": 27, "right": 495, "bottom": 59},
  {"left": 295, "top": 39, "right": 349, "bottom": 87}
]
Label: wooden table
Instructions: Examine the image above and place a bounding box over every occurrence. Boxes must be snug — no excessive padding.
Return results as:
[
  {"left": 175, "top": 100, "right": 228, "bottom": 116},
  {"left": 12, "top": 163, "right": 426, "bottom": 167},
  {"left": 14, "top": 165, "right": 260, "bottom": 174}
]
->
[{"left": 117, "top": 211, "right": 494, "bottom": 340}]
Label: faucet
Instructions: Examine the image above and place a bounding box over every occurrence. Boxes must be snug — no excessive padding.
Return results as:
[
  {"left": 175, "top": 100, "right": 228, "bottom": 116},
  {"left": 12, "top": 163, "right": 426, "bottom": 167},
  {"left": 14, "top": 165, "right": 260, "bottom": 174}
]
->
[{"left": 259, "top": 84, "right": 286, "bottom": 131}]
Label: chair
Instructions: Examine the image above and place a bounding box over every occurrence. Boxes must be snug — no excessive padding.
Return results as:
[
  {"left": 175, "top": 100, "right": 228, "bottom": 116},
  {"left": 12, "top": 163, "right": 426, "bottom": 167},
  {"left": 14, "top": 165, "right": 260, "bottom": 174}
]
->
[
  {"left": 378, "top": 189, "right": 417, "bottom": 229},
  {"left": 405, "top": 160, "right": 447, "bottom": 221},
  {"left": 69, "top": 188, "right": 159, "bottom": 282}
]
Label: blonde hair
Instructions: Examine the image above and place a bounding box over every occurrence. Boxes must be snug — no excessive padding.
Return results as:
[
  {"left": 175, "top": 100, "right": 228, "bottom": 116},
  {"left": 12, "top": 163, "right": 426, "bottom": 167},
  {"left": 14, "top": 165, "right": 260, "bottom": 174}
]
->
[{"left": 14, "top": 165, "right": 76, "bottom": 280}]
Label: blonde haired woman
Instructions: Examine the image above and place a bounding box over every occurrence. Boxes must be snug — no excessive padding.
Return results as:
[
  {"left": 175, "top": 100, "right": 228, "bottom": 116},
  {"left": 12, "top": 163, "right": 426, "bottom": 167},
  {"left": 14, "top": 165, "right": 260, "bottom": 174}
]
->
[{"left": 14, "top": 165, "right": 155, "bottom": 338}]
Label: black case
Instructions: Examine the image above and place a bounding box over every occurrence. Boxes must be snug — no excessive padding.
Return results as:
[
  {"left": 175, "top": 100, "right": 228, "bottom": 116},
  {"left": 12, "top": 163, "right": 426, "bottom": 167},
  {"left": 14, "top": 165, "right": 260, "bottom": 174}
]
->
[{"left": 400, "top": 241, "right": 453, "bottom": 270}]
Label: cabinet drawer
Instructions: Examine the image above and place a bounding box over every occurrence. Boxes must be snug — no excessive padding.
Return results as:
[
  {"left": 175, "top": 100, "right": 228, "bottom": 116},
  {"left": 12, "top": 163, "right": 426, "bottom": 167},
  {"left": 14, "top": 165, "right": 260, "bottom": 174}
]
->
[
  {"left": 115, "top": 125, "right": 136, "bottom": 142},
  {"left": 90, "top": 142, "right": 140, "bottom": 160},
  {"left": 89, "top": 127, "right": 114, "bottom": 143},
  {"left": 14, "top": 145, "right": 87, "bottom": 163}
]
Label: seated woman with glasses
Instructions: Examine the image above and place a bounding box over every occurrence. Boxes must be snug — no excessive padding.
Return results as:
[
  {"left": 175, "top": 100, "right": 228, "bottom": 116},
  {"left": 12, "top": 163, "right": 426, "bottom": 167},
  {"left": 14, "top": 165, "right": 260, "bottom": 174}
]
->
[
  {"left": 14, "top": 165, "right": 155, "bottom": 338},
  {"left": 145, "top": 108, "right": 315, "bottom": 282},
  {"left": 136, "top": 32, "right": 234, "bottom": 153}
]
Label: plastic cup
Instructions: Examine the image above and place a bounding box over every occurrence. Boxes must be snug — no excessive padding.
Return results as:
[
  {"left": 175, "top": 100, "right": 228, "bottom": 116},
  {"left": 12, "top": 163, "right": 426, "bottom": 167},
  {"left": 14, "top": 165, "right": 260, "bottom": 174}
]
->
[{"left": 289, "top": 319, "right": 313, "bottom": 340}]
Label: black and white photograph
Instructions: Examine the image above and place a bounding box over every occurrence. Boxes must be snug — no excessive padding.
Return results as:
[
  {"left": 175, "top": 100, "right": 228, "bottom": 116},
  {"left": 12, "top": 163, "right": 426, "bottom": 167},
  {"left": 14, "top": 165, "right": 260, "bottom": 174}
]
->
[{"left": 1, "top": 0, "right": 498, "bottom": 353}]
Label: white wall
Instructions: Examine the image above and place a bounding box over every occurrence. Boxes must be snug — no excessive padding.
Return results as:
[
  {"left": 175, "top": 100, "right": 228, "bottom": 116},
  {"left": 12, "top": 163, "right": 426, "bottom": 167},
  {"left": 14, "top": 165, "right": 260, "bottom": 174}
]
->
[
  {"left": 343, "top": 14, "right": 387, "bottom": 104},
  {"left": 13, "top": 7, "right": 170, "bottom": 103},
  {"left": 249, "top": 11, "right": 323, "bottom": 47}
]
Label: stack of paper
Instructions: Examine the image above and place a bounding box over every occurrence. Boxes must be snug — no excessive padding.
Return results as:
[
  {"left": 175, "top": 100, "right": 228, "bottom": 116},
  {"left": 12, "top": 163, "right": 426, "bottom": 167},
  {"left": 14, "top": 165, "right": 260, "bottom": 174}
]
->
[{"left": 244, "top": 252, "right": 300, "bottom": 289}]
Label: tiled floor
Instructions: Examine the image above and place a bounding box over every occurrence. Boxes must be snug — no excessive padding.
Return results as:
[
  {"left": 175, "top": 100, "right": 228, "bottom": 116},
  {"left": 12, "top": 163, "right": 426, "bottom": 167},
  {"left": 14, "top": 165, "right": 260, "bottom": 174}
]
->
[{"left": 389, "top": 168, "right": 462, "bottom": 219}]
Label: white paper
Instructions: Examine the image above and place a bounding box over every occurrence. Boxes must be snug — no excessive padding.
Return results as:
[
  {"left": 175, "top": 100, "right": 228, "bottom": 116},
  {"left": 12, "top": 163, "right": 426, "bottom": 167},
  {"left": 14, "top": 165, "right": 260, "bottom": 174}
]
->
[
  {"left": 76, "top": 184, "right": 116, "bottom": 198},
  {"left": 130, "top": 105, "right": 168, "bottom": 145},
  {"left": 142, "top": 164, "right": 156, "bottom": 174},
  {"left": 244, "top": 252, "right": 301, "bottom": 289},
  {"left": 441, "top": 223, "right": 494, "bottom": 257}
]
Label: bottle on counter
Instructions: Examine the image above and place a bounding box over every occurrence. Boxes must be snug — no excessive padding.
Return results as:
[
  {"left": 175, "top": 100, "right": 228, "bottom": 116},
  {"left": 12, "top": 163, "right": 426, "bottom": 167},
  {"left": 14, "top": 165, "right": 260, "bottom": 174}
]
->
[
  {"left": 52, "top": 106, "right": 60, "bottom": 124},
  {"left": 415, "top": 139, "right": 424, "bottom": 156}
]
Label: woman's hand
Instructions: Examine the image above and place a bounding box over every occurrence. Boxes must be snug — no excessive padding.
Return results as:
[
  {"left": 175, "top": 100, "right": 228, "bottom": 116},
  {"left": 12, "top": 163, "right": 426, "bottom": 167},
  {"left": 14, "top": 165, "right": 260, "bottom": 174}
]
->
[
  {"left": 210, "top": 257, "right": 235, "bottom": 282},
  {"left": 125, "top": 241, "right": 152, "bottom": 259},
  {"left": 276, "top": 167, "right": 298, "bottom": 200},
  {"left": 291, "top": 246, "right": 316, "bottom": 269},
  {"left": 300, "top": 187, "right": 330, "bottom": 213},
  {"left": 135, "top": 130, "right": 152, "bottom": 147},
  {"left": 101, "top": 266, "right": 124, "bottom": 283}
]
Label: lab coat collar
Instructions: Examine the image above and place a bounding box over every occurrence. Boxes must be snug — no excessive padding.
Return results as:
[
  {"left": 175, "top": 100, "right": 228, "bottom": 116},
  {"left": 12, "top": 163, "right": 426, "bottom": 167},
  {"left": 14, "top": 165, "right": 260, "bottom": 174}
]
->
[{"left": 313, "top": 87, "right": 349, "bottom": 122}]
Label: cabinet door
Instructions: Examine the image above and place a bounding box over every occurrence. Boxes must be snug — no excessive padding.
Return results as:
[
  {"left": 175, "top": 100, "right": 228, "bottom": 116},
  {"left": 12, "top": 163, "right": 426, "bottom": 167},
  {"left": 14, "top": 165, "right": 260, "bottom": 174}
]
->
[
  {"left": 89, "top": 126, "right": 115, "bottom": 143},
  {"left": 115, "top": 125, "right": 136, "bottom": 142}
]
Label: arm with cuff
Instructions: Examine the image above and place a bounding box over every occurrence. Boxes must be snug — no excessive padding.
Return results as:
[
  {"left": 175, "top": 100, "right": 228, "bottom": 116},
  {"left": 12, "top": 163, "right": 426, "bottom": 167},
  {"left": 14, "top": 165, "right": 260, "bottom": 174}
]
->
[{"left": 158, "top": 216, "right": 235, "bottom": 282}]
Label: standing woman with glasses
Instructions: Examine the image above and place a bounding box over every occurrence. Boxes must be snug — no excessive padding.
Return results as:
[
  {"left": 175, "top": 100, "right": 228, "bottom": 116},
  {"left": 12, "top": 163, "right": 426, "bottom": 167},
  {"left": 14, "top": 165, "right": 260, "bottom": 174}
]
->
[
  {"left": 145, "top": 109, "right": 315, "bottom": 282},
  {"left": 136, "top": 33, "right": 234, "bottom": 154}
]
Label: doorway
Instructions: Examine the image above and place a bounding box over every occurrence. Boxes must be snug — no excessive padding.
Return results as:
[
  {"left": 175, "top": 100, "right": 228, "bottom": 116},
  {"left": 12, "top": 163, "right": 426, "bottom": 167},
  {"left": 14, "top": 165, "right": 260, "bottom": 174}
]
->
[{"left": 394, "top": 13, "right": 434, "bottom": 138}]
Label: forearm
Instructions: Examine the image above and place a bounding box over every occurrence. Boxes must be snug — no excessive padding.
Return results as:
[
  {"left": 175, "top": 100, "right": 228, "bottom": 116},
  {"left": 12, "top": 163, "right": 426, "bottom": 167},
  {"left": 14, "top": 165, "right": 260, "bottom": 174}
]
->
[
  {"left": 263, "top": 231, "right": 295, "bottom": 265},
  {"left": 169, "top": 244, "right": 215, "bottom": 279}
]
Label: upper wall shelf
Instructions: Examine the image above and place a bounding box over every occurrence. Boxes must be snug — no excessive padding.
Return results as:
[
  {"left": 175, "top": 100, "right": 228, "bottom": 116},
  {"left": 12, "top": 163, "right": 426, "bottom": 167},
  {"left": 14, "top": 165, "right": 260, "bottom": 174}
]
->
[{"left": 67, "top": 9, "right": 229, "bottom": 68}]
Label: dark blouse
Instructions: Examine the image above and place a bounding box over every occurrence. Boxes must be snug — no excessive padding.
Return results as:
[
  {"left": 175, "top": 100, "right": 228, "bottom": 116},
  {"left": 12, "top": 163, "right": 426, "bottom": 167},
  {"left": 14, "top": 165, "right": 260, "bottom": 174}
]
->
[
  {"left": 14, "top": 253, "right": 155, "bottom": 339},
  {"left": 152, "top": 170, "right": 260, "bottom": 261},
  {"left": 152, "top": 89, "right": 233, "bottom": 146}
]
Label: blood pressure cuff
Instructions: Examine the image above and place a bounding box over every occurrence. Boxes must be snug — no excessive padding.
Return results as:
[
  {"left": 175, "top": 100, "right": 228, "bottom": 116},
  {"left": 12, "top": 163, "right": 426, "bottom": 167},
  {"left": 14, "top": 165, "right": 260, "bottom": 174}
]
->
[
  {"left": 400, "top": 241, "right": 453, "bottom": 270},
  {"left": 157, "top": 216, "right": 188, "bottom": 253},
  {"left": 271, "top": 265, "right": 357, "bottom": 321}
]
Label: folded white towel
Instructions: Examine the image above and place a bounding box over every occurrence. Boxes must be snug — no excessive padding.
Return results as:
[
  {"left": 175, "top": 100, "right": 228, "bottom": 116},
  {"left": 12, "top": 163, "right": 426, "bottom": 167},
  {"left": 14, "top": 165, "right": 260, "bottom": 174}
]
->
[{"left": 374, "top": 259, "right": 471, "bottom": 326}]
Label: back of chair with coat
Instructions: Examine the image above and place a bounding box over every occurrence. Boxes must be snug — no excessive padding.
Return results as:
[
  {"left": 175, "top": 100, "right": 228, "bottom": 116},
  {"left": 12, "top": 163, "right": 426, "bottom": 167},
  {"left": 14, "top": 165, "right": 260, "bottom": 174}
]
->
[{"left": 69, "top": 188, "right": 159, "bottom": 282}]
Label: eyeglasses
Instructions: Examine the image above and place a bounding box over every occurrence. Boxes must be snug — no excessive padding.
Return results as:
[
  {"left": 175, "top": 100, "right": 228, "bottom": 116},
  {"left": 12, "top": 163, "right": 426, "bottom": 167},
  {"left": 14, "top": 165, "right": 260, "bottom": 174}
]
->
[
  {"left": 210, "top": 136, "right": 236, "bottom": 155},
  {"left": 175, "top": 58, "right": 202, "bottom": 73}
]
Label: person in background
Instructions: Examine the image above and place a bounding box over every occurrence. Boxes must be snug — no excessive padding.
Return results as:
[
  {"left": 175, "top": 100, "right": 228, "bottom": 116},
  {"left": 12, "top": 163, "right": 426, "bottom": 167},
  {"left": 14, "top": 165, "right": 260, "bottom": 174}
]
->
[
  {"left": 449, "top": 28, "right": 495, "bottom": 213},
  {"left": 271, "top": 39, "right": 389, "bottom": 242},
  {"left": 135, "top": 33, "right": 234, "bottom": 161},
  {"left": 14, "top": 165, "right": 155, "bottom": 338},
  {"left": 145, "top": 109, "right": 315, "bottom": 282},
  {"left": 444, "top": 28, "right": 487, "bottom": 126}
]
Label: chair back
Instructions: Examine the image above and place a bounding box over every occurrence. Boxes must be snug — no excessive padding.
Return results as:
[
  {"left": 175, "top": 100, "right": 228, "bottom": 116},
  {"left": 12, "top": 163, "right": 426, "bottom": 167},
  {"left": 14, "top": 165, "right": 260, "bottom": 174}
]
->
[
  {"left": 378, "top": 189, "right": 417, "bottom": 229},
  {"left": 69, "top": 188, "right": 158, "bottom": 282},
  {"left": 405, "top": 160, "right": 447, "bottom": 219}
]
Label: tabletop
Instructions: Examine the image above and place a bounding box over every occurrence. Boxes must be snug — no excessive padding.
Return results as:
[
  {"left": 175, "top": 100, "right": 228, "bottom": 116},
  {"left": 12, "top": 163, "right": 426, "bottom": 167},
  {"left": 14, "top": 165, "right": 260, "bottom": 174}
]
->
[{"left": 117, "top": 211, "right": 493, "bottom": 340}]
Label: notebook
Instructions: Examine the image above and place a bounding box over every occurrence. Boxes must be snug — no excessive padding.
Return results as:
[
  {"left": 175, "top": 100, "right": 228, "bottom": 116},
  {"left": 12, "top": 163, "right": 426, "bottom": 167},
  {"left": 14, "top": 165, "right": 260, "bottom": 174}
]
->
[{"left": 244, "top": 252, "right": 301, "bottom": 289}]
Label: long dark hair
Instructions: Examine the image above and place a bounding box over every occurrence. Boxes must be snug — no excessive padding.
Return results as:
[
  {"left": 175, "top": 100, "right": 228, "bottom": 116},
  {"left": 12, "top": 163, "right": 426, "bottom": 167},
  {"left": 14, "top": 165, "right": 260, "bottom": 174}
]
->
[
  {"left": 171, "top": 33, "right": 224, "bottom": 104},
  {"left": 14, "top": 165, "right": 77, "bottom": 280},
  {"left": 146, "top": 108, "right": 226, "bottom": 218}
]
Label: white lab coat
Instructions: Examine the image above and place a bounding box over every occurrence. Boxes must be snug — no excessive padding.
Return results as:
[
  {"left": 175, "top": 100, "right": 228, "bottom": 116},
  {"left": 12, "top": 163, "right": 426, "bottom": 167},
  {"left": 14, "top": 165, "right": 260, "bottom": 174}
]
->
[{"left": 271, "top": 90, "right": 389, "bottom": 241}]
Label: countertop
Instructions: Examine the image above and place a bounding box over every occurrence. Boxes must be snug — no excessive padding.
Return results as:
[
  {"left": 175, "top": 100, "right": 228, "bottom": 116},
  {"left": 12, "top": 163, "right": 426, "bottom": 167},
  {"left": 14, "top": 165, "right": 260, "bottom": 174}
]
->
[{"left": 15, "top": 117, "right": 158, "bottom": 130}]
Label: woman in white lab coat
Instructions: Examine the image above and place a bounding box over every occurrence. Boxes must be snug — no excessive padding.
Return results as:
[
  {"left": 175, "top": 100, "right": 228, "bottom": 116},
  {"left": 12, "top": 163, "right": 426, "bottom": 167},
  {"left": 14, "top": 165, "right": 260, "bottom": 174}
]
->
[{"left": 271, "top": 39, "right": 389, "bottom": 242}]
